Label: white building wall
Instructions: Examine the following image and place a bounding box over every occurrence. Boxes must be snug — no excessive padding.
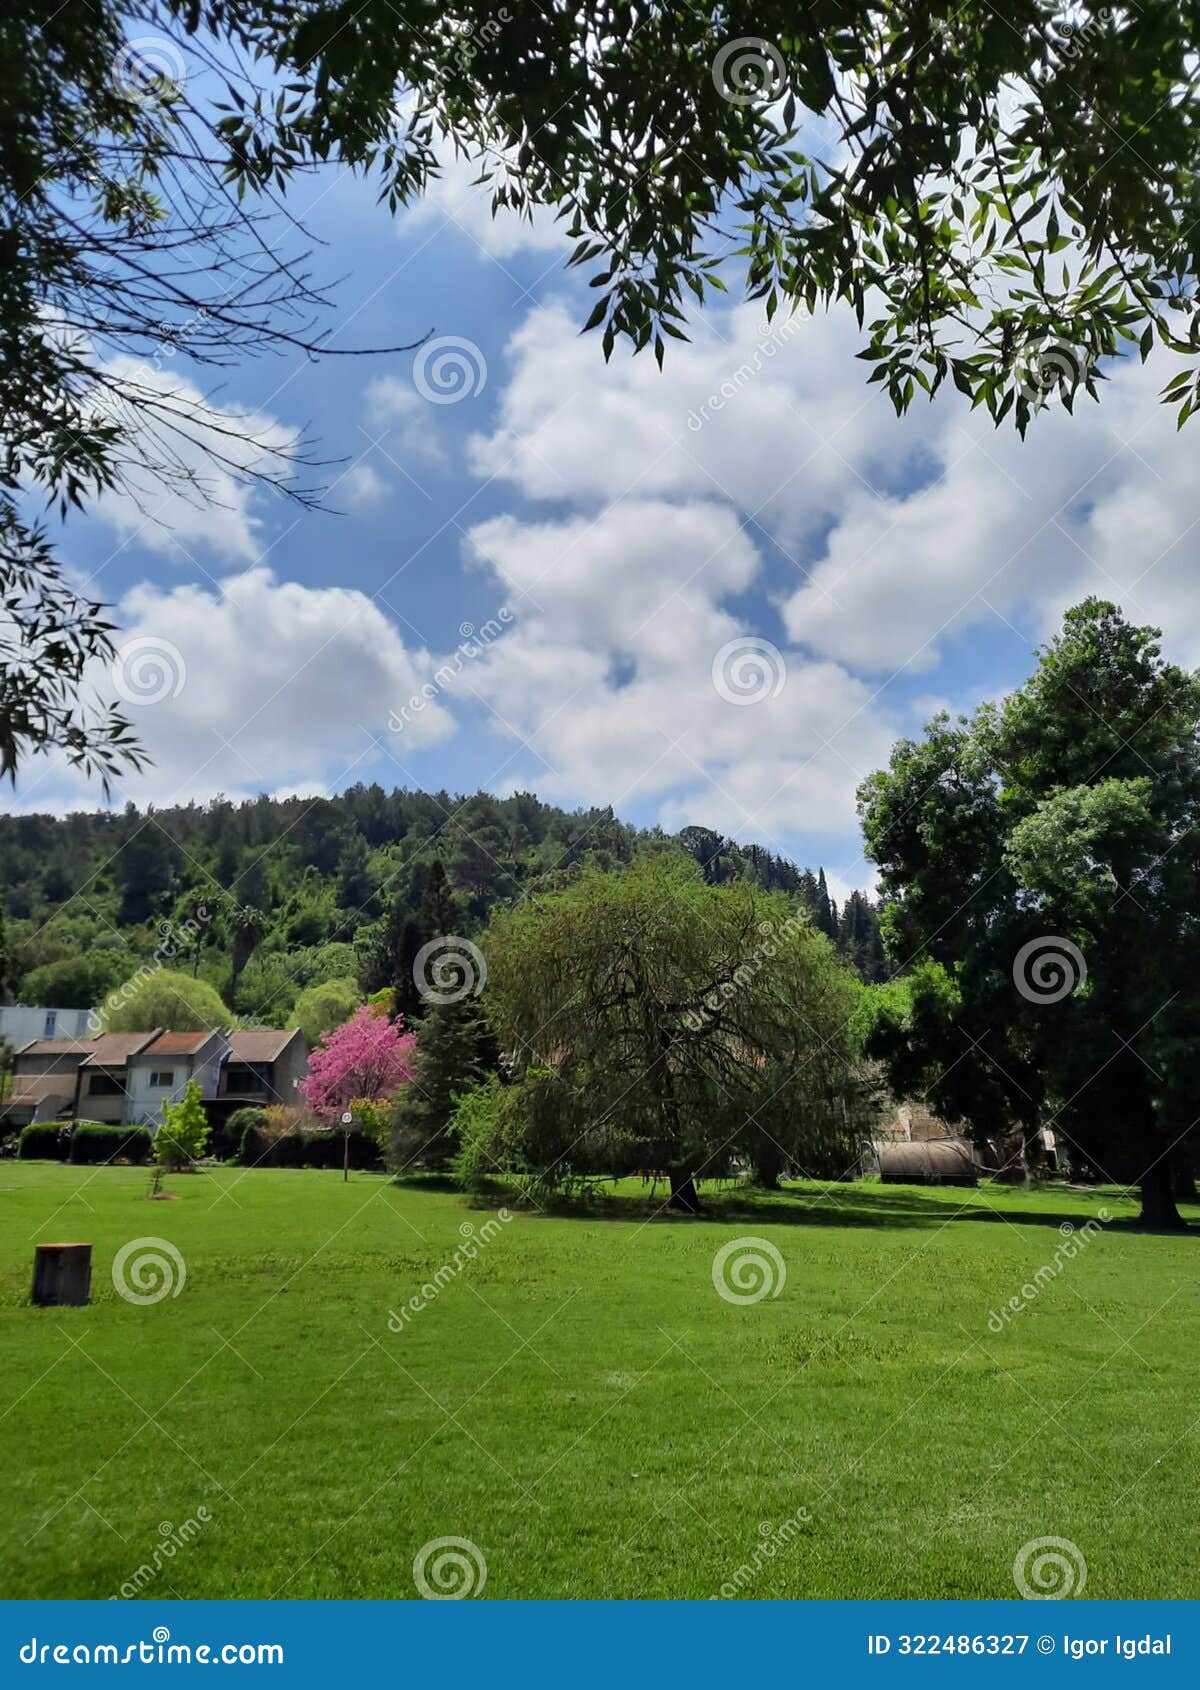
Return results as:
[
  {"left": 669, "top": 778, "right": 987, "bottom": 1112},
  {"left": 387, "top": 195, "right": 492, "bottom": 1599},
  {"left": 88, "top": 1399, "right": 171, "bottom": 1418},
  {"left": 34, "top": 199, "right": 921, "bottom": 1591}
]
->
[
  {"left": 125, "top": 1035, "right": 229, "bottom": 1129},
  {"left": 125, "top": 1061, "right": 181, "bottom": 1128},
  {"left": 0, "top": 1006, "right": 93, "bottom": 1046}
]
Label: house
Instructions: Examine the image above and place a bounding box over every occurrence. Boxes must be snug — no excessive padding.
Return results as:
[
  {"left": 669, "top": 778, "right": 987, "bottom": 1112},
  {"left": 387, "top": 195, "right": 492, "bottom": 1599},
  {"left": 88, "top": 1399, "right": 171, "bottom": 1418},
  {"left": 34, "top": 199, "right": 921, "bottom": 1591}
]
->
[
  {"left": 0, "top": 1035, "right": 95, "bottom": 1127},
  {"left": 1, "top": 1032, "right": 159, "bottom": 1129},
  {"left": 0, "top": 1005, "right": 94, "bottom": 1047},
  {"left": 72, "top": 1033, "right": 162, "bottom": 1123},
  {"left": 2, "top": 1026, "right": 307, "bottom": 1135},
  {"left": 123, "top": 1030, "right": 231, "bottom": 1127},
  {"left": 217, "top": 1028, "right": 308, "bottom": 1112}
]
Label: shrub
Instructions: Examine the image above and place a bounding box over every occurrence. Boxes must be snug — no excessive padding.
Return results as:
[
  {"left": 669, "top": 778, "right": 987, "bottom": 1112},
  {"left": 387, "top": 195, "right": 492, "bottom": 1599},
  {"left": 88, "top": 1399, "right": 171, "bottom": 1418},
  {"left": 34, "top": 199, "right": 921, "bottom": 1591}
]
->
[
  {"left": 236, "top": 1125, "right": 382, "bottom": 1170},
  {"left": 156, "top": 1080, "right": 210, "bottom": 1170},
  {"left": 262, "top": 1104, "right": 299, "bottom": 1136},
  {"left": 238, "top": 1124, "right": 303, "bottom": 1168},
  {"left": 301, "top": 1128, "right": 381, "bottom": 1170},
  {"left": 19, "top": 1122, "right": 71, "bottom": 1161},
  {"left": 219, "top": 1106, "right": 265, "bottom": 1162},
  {"left": 239, "top": 1121, "right": 269, "bottom": 1167},
  {"left": 69, "top": 1123, "right": 153, "bottom": 1165}
]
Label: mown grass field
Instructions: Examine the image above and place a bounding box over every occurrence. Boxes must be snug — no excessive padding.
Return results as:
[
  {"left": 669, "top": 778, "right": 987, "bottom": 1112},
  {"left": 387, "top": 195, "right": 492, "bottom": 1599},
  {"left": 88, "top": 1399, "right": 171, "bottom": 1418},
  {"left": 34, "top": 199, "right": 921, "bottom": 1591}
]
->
[{"left": 1, "top": 1163, "right": 1195, "bottom": 1600}]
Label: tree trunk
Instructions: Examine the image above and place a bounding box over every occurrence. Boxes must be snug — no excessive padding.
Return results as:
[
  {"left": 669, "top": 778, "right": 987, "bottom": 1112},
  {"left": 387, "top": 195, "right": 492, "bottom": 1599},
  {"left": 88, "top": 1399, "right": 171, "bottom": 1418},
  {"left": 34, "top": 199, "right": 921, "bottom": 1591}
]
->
[
  {"left": 667, "top": 1170, "right": 701, "bottom": 1213},
  {"left": 343, "top": 1127, "right": 350, "bottom": 1184},
  {"left": 1139, "top": 1154, "right": 1188, "bottom": 1231},
  {"left": 31, "top": 1243, "right": 92, "bottom": 1306}
]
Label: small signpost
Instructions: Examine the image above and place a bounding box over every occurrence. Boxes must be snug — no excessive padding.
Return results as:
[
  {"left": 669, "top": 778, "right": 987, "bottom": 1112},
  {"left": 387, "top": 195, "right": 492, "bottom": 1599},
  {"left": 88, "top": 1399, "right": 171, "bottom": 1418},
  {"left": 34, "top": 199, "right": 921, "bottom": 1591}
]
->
[{"left": 31, "top": 1243, "right": 92, "bottom": 1307}]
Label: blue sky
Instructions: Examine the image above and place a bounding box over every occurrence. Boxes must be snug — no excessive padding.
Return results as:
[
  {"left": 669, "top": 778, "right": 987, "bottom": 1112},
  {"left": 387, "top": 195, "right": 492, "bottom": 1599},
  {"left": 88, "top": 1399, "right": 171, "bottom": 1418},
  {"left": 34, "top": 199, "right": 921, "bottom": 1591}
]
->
[{"left": 20, "top": 138, "right": 1200, "bottom": 900}]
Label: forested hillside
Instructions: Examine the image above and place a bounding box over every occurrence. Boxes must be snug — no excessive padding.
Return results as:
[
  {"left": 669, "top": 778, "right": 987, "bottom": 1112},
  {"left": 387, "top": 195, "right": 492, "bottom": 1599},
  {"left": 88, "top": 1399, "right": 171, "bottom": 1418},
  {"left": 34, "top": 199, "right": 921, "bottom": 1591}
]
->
[{"left": 0, "top": 788, "right": 885, "bottom": 1024}]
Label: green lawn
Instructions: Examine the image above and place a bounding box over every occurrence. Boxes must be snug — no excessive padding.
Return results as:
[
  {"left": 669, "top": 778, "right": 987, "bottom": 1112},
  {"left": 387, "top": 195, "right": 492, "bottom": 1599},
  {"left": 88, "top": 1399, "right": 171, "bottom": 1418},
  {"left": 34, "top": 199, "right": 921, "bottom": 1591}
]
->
[{"left": 1, "top": 1163, "right": 1195, "bottom": 1600}]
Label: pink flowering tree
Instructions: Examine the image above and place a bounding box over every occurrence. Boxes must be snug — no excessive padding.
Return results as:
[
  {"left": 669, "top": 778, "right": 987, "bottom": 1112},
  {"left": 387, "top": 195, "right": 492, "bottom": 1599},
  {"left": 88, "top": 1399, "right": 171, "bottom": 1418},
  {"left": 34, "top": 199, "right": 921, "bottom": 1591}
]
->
[{"left": 299, "top": 1005, "right": 419, "bottom": 1180}]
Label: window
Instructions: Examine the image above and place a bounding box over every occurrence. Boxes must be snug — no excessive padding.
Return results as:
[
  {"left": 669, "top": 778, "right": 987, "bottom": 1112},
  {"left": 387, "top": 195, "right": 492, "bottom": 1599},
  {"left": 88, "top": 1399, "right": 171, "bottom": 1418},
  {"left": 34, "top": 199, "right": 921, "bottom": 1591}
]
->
[
  {"left": 86, "top": 1072, "right": 124, "bottom": 1096},
  {"left": 149, "top": 1070, "right": 176, "bottom": 1089},
  {"left": 224, "top": 1064, "right": 269, "bottom": 1095}
]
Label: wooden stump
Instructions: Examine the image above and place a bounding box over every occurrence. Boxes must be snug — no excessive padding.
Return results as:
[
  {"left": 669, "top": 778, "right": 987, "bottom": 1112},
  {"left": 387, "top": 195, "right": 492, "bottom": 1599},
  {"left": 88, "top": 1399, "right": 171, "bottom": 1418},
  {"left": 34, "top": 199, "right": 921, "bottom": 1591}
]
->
[{"left": 31, "top": 1243, "right": 92, "bottom": 1307}]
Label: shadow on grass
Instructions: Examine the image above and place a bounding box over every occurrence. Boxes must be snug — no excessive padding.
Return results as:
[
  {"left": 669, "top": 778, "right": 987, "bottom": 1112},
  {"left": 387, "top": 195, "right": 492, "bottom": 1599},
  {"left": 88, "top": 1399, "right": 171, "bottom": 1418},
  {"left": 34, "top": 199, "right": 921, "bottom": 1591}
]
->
[{"left": 479, "top": 1177, "right": 1187, "bottom": 1235}]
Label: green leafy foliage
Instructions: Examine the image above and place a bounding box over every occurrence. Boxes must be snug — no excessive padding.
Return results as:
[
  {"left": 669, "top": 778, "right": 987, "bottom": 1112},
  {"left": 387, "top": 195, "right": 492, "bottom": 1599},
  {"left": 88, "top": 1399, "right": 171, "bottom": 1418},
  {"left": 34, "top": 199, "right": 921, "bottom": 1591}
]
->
[
  {"left": 11, "top": 2, "right": 1200, "bottom": 786},
  {"left": 69, "top": 1123, "right": 153, "bottom": 1165},
  {"left": 477, "top": 855, "right": 864, "bottom": 1197},
  {"left": 155, "top": 1080, "right": 211, "bottom": 1170},
  {"left": 100, "top": 970, "right": 231, "bottom": 1034},
  {"left": 292, "top": 977, "right": 362, "bottom": 1047},
  {"left": 858, "top": 598, "right": 1200, "bottom": 1227},
  {"left": 2, "top": 790, "right": 883, "bottom": 1025},
  {"left": 18, "top": 1122, "right": 71, "bottom": 1161}
]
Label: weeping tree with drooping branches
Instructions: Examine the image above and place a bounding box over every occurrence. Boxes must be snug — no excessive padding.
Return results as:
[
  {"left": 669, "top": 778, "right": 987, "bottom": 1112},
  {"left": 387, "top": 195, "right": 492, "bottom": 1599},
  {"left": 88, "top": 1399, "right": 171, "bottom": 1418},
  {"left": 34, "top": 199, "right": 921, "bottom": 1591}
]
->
[{"left": 463, "top": 855, "right": 863, "bottom": 1207}]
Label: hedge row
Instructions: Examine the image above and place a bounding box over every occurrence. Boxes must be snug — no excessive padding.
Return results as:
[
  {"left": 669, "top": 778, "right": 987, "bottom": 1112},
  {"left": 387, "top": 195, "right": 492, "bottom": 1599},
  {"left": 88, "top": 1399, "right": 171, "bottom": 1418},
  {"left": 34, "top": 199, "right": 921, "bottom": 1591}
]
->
[
  {"left": 18, "top": 1122, "right": 153, "bottom": 1164},
  {"left": 17, "top": 1123, "right": 72, "bottom": 1160},
  {"left": 238, "top": 1123, "right": 382, "bottom": 1170},
  {"left": 71, "top": 1123, "right": 153, "bottom": 1165}
]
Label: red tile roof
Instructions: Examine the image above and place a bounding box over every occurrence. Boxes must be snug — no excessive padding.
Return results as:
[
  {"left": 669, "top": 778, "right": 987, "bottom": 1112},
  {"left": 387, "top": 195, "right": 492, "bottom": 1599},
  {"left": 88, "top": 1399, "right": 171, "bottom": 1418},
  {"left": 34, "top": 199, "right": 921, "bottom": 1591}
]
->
[{"left": 139, "top": 1030, "right": 220, "bottom": 1057}]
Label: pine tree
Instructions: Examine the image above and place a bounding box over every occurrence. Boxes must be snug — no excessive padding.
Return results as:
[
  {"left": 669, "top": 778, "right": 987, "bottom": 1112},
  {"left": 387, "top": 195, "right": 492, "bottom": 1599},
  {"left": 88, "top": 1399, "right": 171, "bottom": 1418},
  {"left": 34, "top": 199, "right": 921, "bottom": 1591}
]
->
[
  {"left": 814, "top": 869, "right": 837, "bottom": 939},
  {"left": 420, "top": 857, "right": 461, "bottom": 937},
  {"left": 387, "top": 997, "right": 495, "bottom": 1172},
  {"left": 336, "top": 833, "right": 374, "bottom": 911},
  {"left": 367, "top": 859, "right": 464, "bottom": 1024},
  {"left": 367, "top": 898, "right": 426, "bottom": 1021}
]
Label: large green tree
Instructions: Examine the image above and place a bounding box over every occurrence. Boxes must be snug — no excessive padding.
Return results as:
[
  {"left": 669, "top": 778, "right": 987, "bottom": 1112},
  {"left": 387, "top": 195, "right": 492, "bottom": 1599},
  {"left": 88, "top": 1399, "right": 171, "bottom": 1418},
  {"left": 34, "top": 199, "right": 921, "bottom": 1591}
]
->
[
  {"left": 13, "top": 2, "right": 1200, "bottom": 780},
  {"left": 468, "top": 855, "right": 862, "bottom": 1205},
  {"left": 100, "top": 967, "right": 232, "bottom": 1033},
  {"left": 858, "top": 599, "right": 1200, "bottom": 1230}
]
